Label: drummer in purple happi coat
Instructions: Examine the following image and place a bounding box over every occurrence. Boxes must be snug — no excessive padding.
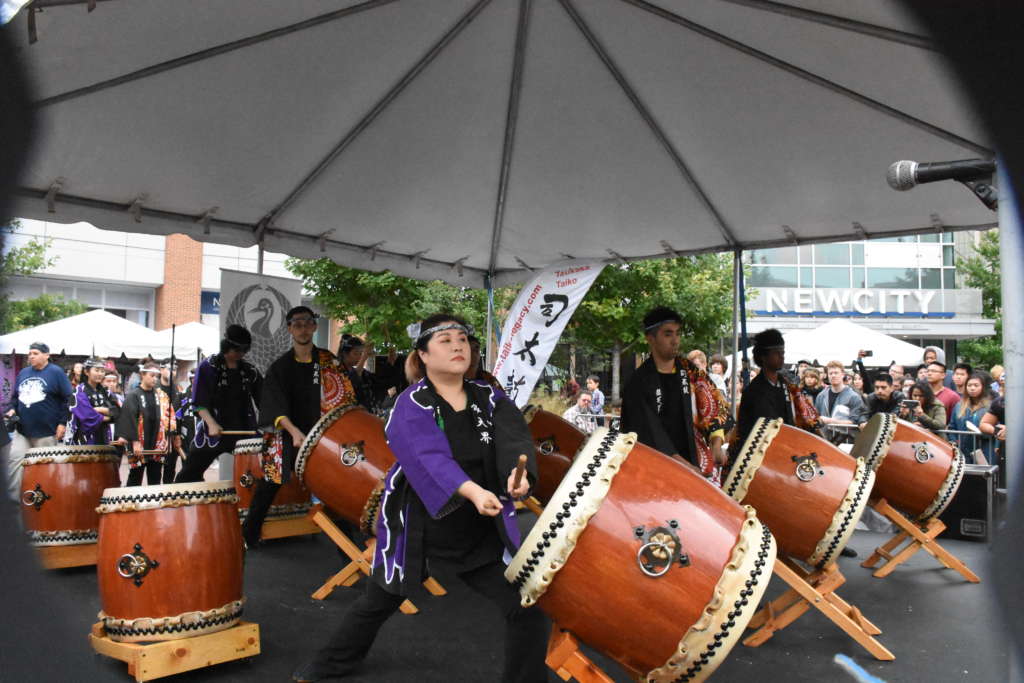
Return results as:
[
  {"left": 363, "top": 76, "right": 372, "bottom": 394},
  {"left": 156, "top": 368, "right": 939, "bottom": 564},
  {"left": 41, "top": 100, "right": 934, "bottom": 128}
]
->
[
  {"left": 293, "top": 314, "right": 548, "bottom": 683},
  {"left": 67, "top": 358, "right": 119, "bottom": 445}
]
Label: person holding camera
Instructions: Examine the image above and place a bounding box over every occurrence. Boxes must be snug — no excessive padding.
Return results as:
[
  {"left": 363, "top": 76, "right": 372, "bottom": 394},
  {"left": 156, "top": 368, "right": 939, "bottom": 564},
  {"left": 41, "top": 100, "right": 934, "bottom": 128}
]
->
[
  {"left": 899, "top": 381, "right": 946, "bottom": 436},
  {"left": 3, "top": 342, "right": 73, "bottom": 501},
  {"left": 861, "top": 372, "right": 904, "bottom": 423}
]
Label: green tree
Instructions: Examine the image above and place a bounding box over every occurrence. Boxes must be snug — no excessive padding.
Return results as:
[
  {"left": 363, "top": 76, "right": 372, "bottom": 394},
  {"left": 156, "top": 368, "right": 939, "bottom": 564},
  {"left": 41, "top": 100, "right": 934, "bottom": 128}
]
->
[
  {"left": 957, "top": 230, "right": 1002, "bottom": 367},
  {"left": 0, "top": 219, "right": 76, "bottom": 333}
]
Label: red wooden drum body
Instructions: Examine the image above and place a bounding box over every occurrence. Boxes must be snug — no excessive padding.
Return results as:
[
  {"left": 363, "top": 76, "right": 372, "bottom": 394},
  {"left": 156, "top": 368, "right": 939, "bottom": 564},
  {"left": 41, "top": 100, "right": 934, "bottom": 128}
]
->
[
  {"left": 507, "top": 428, "right": 776, "bottom": 683},
  {"left": 20, "top": 445, "right": 120, "bottom": 547},
  {"left": 865, "top": 418, "right": 965, "bottom": 521},
  {"left": 295, "top": 405, "right": 395, "bottom": 529},
  {"left": 724, "top": 418, "right": 874, "bottom": 567},
  {"left": 97, "top": 481, "right": 244, "bottom": 642},
  {"left": 523, "top": 406, "right": 586, "bottom": 505},
  {"left": 232, "top": 438, "right": 312, "bottom": 521}
]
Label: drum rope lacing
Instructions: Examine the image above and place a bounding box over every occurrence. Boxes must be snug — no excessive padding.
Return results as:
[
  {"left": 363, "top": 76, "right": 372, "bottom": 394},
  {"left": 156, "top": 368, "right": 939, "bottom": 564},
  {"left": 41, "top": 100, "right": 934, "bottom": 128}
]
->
[
  {"left": 97, "top": 486, "right": 238, "bottom": 513},
  {"left": 511, "top": 429, "right": 619, "bottom": 590},
  {"left": 100, "top": 599, "right": 245, "bottom": 640},
  {"left": 917, "top": 448, "right": 966, "bottom": 521},
  {"left": 25, "top": 528, "right": 99, "bottom": 546},
  {"left": 668, "top": 524, "right": 773, "bottom": 683}
]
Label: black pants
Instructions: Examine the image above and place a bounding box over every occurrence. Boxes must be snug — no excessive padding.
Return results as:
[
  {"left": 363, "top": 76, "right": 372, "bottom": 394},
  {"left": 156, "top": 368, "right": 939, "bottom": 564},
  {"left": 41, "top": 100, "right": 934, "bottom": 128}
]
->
[
  {"left": 241, "top": 478, "right": 280, "bottom": 546},
  {"left": 161, "top": 450, "right": 179, "bottom": 484},
  {"left": 126, "top": 461, "right": 162, "bottom": 486},
  {"left": 175, "top": 435, "right": 244, "bottom": 484},
  {"left": 308, "top": 561, "right": 550, "bottom": 682}
]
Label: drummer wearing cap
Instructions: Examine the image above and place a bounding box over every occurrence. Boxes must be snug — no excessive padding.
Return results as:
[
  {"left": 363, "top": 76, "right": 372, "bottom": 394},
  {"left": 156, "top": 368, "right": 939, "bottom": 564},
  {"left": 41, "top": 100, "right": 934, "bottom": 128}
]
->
[
  {"left": 620, "top": 307, "right": 731, "bottom": 486},
  {"left": 242, "top": 306, "right": 355, "bottom": 547},
  {"left": 733, "top": 328, "right": 820, "bottom": 450},
  {"left": 3, "top": 341, "right": 74, "bottom": 501},
  {"left": 67, "top": 358, "right": 120, "bottom": 445},
  {"left": 175, "top": 325, "right": 262, "bottom": 483},
  {"left": 116, "top": 362, "right": 179, "bottom": 486}
]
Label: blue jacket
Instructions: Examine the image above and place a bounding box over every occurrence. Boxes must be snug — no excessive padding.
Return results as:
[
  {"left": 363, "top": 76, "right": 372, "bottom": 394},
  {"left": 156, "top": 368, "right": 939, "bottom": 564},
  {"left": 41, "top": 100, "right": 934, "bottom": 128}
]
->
[
  {"left": 11, "top": 363, "right": 73, "bottom": 438},
  {"left": 813, "top": 385, "right": 866, "bottom": 425}
]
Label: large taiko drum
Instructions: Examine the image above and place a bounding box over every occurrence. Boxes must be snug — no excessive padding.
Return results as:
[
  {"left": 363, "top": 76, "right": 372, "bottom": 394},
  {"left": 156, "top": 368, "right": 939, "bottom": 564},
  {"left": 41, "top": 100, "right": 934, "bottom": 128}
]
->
[
  {"left": 724, "top": 418, "right": 875, "bottom": 568},
  {"left": 506, "top": 428, "right": 776, "bottom": 683},
  {"left": 294, "top": 405, "right": 395, "bottom": 533},
  {"left": 20, "top": 444, "right": 120, "bottom": 547},
  {"left": 523, "top": 405, "right": 586, "bottom": 505},
  {"left": 852, "top": 417, "right": 965, "bottom": 521},
  {"left": 97, "top": 481, "right": 244, "bottom": 642},
  {"left": 232, "top": 438, "right": 312, "bottom": 521}
]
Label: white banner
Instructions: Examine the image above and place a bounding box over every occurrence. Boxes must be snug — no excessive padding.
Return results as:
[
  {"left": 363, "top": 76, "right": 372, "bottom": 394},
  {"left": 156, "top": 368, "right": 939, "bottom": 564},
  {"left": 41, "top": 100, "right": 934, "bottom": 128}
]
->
[
  {"left": 492, "top": 261, "right": 605, "bottom": 407},
  {"left": 219, "top": 269, "right": 303, "bottom": 374}
]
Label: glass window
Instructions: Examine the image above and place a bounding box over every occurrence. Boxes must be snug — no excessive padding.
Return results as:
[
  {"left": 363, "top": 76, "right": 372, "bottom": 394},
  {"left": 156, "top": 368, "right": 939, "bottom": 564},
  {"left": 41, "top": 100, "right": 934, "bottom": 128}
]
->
[
  {"left": 943, "top": 245, "right": 954, "bottom": 266},
  {"left": 867, "top": 268, "right": 919, "bottom": 288},
  {"left": 874, "top": 236, "right": 916, "bottom": 243},
  {"left": 798, "top": 245, "right": 813, "bottom": 263},
  {"left": 943, "top": 269, "right": 956, "bottom": 289},
  {"left": 76, "top": 287, "right": 103, "bottom": 306},
  {"left": 920, "top": 233, "right": 940, "bottom": 243},
  {"left": 749, "top": 266, "right": 798, "bottom": 287},
  {"left": 814, "top": 267, "right": 850, "bottom": 288},
  {"left": 943, "top": 231, "right": 954, "bottom": 243},
  {"left": 748, "top": 247, "right": 796, "bottom": 265},
  {"left": 853, "top": 268, "right": 866, "bottom": 288},
  {"left": 800, "top": 267, "right": 813, "bottom": 287},
  {"left": 851, "top": 243, "right": 864, "bottom": 265},
  {"left": 921, "top": 269, "right": 941, "bottom": 288},
  {"left": 814, "top": 243, "right": 850, "bottom": 265}
]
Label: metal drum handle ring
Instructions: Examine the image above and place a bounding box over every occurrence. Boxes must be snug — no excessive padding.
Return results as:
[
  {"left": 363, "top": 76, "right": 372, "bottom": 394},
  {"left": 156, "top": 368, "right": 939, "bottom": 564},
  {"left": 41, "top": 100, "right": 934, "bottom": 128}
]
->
[
  {"left": 637, "top": 541, "right": 675, "bottom": 577},
  {"left": 21, "top": 484, "right": 50, "bottom": 509},
  {"left": 116, "top": 543, "right": 159, "bottom": 586}
]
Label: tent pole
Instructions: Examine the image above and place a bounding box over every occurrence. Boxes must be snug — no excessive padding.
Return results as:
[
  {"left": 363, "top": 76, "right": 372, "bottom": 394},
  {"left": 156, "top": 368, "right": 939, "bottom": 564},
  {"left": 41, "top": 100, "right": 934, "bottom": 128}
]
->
[
  {"left": 731, "top": 250, "right": 742, "bottom": 419},
  {"left": 257, "top": 241, "right": 265, "bottom": 275},
  {"left": 485, "top": 273, "right": 495, "bottom": 371},
  {"left": 998, "top": 163, "right": 1021, "bottom": 502}
]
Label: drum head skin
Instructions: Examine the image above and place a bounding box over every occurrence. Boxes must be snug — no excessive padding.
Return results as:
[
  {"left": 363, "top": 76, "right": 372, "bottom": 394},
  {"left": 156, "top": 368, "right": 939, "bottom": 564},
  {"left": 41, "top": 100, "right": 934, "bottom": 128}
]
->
[{"left": 848, "top": 413, "right": 897, "bottom": 471}]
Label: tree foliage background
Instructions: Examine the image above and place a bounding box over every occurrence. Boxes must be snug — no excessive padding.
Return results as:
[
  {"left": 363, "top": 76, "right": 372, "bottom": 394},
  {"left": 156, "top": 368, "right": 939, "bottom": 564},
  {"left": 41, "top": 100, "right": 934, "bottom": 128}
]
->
[
  {"left": 956, "top": 229, "right": 1002, "bottom": 367},
  {"left": 1, "top": 220, "right": 88, "bottom": 333}
]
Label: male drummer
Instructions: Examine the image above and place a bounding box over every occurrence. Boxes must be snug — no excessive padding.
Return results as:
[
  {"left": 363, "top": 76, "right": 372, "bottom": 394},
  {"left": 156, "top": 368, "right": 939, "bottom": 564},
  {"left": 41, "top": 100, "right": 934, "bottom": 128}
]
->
[
  {"left": 67, "top": 358, "right": 120, "bottom": 445},
  {"left": 175, "top": 325, "right": 262, "bottom": 483},
  {"left": 620, "top": 307, "right": 730, "bottom": 485},
  {"left": 241, "top": 306, "right": 355, "bottom": 548},
  {"left": 734, "top": 328, "right": 820, "bottom": 447}
]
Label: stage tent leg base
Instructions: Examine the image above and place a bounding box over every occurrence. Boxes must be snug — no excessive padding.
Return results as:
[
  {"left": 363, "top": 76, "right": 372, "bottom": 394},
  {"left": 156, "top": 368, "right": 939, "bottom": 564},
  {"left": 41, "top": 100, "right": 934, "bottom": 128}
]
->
[
  {"left": 744, "top": 556, "right": 895, "bottom": 661},
  {"left": 89, "top": 621, "right": 260, "bottom": 682},
  {"left": 35, "top": 541, "right": 98, "bottom": 569},
  {"left": 307, "top": 505, "right": 446, "bottom": 615},
  {"left": 546, "top": 623, "right": 617, "bottom": 683},
  {"left": 861, "top": 498, "right": 980, "bottom": 583}
]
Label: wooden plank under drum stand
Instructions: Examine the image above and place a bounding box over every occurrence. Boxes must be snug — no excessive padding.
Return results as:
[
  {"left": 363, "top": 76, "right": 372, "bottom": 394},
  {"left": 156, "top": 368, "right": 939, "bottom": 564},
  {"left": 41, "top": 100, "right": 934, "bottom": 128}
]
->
[
  {"left": 744, "top": 556, "right": 895, "bottom": 661},
  {"left": 89, "top": 621, "right": 260, "bottom": 682},
  {"left": 35, "top": 542, "right": 98, "bottom": 569},
  {"left": 861, "top": 498, "right": 980, "bottom": 583},
  {"left": 258, "top": 514, "right": 321, "bottom": 540},
  {"left": 306, "top": 504, "right": 447, "bottom": 614}
]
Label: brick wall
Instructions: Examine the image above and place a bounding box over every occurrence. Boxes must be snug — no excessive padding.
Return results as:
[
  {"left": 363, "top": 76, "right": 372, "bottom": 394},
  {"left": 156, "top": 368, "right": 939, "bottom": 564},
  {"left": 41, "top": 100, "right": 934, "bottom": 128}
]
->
[{"left": 154, "top": 233, "right": 202, "bottom": 330}]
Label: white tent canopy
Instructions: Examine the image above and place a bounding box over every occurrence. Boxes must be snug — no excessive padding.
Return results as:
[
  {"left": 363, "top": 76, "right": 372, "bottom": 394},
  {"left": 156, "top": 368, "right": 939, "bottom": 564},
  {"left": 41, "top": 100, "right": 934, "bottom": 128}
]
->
[
  {"left": 0, "top": 309, "right": 203, "bottom": 359},
  {"left": 9, "top": 0, "right": 994, "bottom": 287},
  {"left": 153, "top": 322, "right": 221, "bottom": 359},
  {"left": 730, "top": 318, "right": 925, "bottom": 370}
]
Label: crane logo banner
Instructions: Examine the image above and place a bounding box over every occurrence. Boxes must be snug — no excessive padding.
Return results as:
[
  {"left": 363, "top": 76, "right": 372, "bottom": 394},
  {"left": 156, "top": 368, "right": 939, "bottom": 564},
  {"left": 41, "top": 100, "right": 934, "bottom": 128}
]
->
[
  {"left": 492, "top": 261, "right": 605, "bottom": 408},
  {"left": 219, "top": 270, "right": 303, "bottom": 374}
]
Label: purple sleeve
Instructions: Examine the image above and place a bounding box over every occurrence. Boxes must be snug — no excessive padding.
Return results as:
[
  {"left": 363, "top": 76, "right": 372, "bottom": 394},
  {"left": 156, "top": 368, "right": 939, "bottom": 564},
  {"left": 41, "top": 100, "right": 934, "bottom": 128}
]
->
[
  {"left": 192, "top": 360, "right": 216, "bottom": 410},
  {"left": 384, "top": 387, "right": 472, "bottom": 518},
  {"left": 71, "top": 385, "right": 104, "bottom": 433}
]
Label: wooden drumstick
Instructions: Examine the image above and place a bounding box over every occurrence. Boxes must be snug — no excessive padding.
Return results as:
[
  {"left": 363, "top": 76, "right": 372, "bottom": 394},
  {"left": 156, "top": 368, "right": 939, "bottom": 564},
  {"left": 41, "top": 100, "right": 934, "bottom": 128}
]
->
[
  {"left": 523, "top": 496, "right": 544, "bottom": 516},
  {"left": 512, "top": 454, "right": 528, "bottom": 492},
  {"left": 220, "top": 430, "right": 259, "bottom": 436}
]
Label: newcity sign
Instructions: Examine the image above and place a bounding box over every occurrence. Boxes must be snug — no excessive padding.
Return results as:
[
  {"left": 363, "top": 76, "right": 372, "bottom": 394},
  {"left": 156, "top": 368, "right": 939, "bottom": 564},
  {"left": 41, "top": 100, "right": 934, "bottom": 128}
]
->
[{"left": 752, "top": 288, "right": 952, "bottom": 317}]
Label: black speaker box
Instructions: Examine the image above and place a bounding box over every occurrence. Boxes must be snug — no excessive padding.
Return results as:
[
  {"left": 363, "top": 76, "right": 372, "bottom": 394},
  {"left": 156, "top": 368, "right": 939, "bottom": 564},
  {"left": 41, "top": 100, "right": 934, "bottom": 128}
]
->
[{"left": 938, "top": 464, "right": 997, "bottom": 542}]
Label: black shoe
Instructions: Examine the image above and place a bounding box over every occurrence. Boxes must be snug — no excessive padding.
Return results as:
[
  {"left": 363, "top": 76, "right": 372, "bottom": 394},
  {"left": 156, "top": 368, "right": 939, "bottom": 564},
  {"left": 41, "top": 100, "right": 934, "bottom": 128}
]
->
[{"left": 840, "top": 546, "right": 858, "bottom": 558}]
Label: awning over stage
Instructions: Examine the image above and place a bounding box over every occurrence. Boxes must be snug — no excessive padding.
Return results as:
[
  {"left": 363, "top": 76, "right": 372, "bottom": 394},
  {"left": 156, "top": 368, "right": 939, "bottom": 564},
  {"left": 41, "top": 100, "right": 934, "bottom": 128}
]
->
[{"left": 9, "top": 0, "right": 994, "bottom": 287}]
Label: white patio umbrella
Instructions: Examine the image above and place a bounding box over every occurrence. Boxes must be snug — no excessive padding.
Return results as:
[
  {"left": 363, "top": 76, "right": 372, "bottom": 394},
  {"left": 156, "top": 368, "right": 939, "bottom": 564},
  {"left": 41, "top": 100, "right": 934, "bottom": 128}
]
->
[{"left": 8, "top": 0, "right": 994, "bottom": 287}]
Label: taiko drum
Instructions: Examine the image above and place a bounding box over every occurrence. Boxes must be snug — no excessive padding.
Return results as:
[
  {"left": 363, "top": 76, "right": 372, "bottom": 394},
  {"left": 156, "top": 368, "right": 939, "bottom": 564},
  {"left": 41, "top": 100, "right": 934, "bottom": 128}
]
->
[
  {"left": 232, "top": 438, "right": 312, "bottom": 521},
  {"left": 507, "top": 428, "right": 776, "bottom": 683},
  {"left": 856, "top": 417, "right": 965, "bottom": 521},
  {"left": 724, "top": 418, "right": 875, "bottom": 567},
  {"left": 523, "top": 406, "right": 586, "bottom": 505},
  {"left": 97, "top": 481, "right": 244, "bottom": 642},
  {"left": 294, "top": 405, "right": 395, "bottom": 532},
  {"left": 20, "top": 444, "right": 120, "bottom": 547}
]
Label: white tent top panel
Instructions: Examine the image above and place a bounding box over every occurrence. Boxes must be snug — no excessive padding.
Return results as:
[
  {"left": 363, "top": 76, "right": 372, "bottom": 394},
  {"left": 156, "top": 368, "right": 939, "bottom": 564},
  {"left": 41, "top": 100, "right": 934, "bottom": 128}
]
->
[{"left": 10, "top": 0, "right": 995, "bottom": 287}]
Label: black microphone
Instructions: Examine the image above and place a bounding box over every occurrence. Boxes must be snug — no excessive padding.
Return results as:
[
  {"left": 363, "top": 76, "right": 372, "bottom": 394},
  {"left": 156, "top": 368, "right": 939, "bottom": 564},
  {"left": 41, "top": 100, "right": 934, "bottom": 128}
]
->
[{"left": 886, "top": 158, "right": 995, "bottom": 191}]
